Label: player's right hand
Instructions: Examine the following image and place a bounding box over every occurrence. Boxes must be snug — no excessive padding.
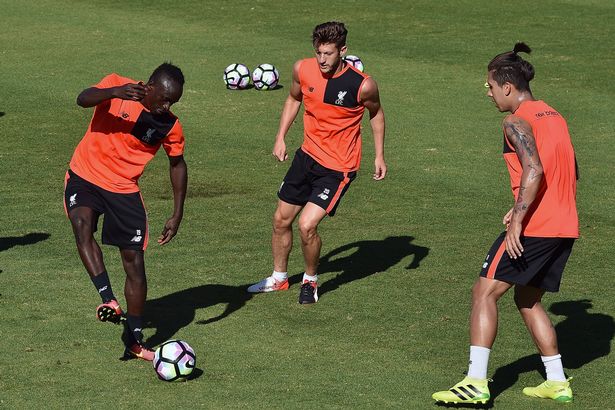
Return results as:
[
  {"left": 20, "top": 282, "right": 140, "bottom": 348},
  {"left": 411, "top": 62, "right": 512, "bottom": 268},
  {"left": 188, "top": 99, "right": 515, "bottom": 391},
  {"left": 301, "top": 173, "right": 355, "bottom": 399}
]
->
[
  {"left": 114, "top": 82, "right": 147, "bottom": 101},
  {"left": 272, "top": 139, "right": 288, "bottom": 161}
]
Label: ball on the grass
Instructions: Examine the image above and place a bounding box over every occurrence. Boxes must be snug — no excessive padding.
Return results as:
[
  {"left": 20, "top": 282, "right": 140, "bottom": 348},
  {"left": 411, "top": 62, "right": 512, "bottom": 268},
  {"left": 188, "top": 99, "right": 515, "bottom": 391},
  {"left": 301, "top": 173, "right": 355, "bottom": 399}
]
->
[
  {"left": 153, "top": 339, "right": 196, "bottom": 382},
  {"left": 252, "top": 63, "right": 279, "bottom": 90},
  {"left": 223, "top": 63, "right": 251, "bottom": 90},
  {"left": 343, "top": 55, "right": 364, "bottom": 72}
]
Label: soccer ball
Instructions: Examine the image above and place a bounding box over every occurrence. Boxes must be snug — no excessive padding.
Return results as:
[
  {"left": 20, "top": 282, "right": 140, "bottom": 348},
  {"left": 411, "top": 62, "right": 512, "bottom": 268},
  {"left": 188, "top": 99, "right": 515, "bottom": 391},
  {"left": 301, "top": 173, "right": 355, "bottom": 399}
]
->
[
  {"left": 223, "top": 63, "right": 251, "bottom": 90},
  {"left": 344, "top": 55, "right": 364, "bottom": 72},
  {"left": 252, "top": 63, "right": 279, "bottom": 90},
  {"left": 153, "top": 339, "right": 196, "bottom": 382}
]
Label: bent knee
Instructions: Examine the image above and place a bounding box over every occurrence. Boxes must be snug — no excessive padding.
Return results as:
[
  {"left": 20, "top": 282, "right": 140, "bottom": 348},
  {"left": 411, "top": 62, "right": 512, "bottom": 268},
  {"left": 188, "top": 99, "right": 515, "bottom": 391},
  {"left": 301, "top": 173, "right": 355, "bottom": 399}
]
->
[{"left": 297, "top": 220, "right": 318, "bottom": 239}]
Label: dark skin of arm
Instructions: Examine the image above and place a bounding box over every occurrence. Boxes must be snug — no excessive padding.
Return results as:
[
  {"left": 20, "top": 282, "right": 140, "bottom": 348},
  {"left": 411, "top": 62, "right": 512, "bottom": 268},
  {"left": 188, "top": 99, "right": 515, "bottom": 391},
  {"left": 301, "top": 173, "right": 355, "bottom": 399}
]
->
[
  {"left": 158, "top": 155, "right": 187, "bottom": 245},
  {"left": 502, "top": 114, "right": 544, "bottom": 259},
  {"left": 76, "top": 82, "right": 147, "bottom": 107}
]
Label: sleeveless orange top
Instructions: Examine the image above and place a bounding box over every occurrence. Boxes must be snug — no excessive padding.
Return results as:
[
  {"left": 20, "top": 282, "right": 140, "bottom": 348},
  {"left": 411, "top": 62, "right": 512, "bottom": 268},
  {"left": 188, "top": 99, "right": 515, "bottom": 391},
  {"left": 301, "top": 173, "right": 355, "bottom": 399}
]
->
[
  {"left": 70, "top": 73, "right": 184, "bottom": 193},
  {"left": 298, "top": 58, "right": 369, "bottom": 172},
  {"left": 503, "top": 100, "right": 579, "bottom": 237}
]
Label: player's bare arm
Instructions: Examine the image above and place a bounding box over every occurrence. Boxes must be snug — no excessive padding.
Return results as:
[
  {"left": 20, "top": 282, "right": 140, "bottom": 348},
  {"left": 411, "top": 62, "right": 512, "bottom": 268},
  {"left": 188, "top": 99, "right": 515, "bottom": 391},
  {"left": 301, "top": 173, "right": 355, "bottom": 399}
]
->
[
  {"left": 503, "top": 114, "right": 544, "bottom": 258},
  {"left": 76, "top": 82, "right": 147, "bottom": 108},
  {"left": 360, "top": 77, "right": 386, "bottom": 180},
  {"left": 159, "top": 155, "right": 187, "bottom": 245},
  {"left": 273, "top": 60, "right": 303, "bottom": 161}
]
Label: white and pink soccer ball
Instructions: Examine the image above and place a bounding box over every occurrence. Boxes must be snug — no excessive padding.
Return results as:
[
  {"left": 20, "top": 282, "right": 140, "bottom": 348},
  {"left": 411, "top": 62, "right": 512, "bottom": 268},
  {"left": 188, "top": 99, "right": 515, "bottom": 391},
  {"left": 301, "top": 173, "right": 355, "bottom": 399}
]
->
[
  {"left": 252, "top": 63, "right": 279, "bottom": 90},
  {"left": 153, "top": 339, "right": 196, "bottom": 382},
  {"left": 223, "top": 63, "right": 251, "bottom": 90},
  {"left": 344, "top": 55, "right": 364, "bottom": 72}
]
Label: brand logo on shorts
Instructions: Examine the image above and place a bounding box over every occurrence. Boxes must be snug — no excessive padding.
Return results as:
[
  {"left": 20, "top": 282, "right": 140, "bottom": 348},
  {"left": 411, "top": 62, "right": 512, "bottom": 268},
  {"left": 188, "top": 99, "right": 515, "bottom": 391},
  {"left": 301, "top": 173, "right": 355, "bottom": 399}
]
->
[
  {"left": 482, "top": 262, "right": 488, "bottom": 269},
  {"left": 69, "top": 193, "right": 77, "bottom": 207},
  {"left": 318, "top": 188, "right": 330, "bottom": 201},
  {"left": 130, "top": 229, "right": 143, "bottom": 243},
  {"left": 335, "top": 91, "right": 347, "bottom": 105}
]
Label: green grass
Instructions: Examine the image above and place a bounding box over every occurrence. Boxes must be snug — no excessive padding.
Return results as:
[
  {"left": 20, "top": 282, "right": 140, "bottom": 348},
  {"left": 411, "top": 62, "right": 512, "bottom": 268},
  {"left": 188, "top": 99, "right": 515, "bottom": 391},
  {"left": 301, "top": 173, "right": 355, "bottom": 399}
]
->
[{"left": 1, "top": 0, "right": 614, "bottom": 408}]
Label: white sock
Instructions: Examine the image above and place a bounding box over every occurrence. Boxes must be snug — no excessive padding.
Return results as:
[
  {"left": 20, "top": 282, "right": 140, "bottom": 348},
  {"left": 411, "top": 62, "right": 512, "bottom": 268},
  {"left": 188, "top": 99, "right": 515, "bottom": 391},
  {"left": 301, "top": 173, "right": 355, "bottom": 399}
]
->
[
  {"left": 272, "top": 270, "right": 287, "bottom": 282},
  {"left": 467, "top": 346, "right": 491, "bottom": 380},
  {"left": 542, "top": 354, "right": 566, "bottom": 382},
  {"left": 302, "top": 273, "right": 318, "bottom": 283}
]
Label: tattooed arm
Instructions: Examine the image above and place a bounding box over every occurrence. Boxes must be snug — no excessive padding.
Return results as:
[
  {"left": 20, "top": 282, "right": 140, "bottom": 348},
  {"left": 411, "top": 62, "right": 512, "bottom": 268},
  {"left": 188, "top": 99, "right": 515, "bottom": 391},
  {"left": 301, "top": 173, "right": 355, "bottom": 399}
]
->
[{"left": 503, "top": 115, "right": 544, "bottom": 259}]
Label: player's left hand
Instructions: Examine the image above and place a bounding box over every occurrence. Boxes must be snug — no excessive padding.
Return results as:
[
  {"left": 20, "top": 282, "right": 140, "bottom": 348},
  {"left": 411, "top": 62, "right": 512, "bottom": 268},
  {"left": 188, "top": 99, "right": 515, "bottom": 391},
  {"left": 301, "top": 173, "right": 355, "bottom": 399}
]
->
[
  {"left": 373, "top": 158, "right": 387, "bottom": 180},
  {"left": 504, "top": 220, "right": 524, "bottom": 259},
  {"left": 158, "top": 216, "right": 181, "bottom": 245}
]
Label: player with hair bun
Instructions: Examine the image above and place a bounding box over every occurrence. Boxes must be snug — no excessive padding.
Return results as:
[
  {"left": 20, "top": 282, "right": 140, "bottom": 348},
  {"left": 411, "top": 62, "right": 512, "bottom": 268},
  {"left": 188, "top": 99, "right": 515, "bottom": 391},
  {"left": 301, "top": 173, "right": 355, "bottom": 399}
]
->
[{"left": 432, "top": 43, "right": 579, "bottom": 405}]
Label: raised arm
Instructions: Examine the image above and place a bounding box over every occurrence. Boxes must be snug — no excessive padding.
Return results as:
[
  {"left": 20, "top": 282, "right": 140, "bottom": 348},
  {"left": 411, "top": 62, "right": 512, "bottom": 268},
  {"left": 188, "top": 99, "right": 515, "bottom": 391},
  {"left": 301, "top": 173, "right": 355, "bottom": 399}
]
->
[
  {"left": 158, "top": 155, "right": 187, "bottom": 245},
  {"left": 503, "top": 114, "right": 544, "bottom": 258},
  {"left": 76, "top": 82, "right": 147, "bottom": 108},
  {"left": 272, "top": 60, "right": 303, "bottom": 161},
  {"left": 360, "top": 77, "right": 387, "bottom": 180}
]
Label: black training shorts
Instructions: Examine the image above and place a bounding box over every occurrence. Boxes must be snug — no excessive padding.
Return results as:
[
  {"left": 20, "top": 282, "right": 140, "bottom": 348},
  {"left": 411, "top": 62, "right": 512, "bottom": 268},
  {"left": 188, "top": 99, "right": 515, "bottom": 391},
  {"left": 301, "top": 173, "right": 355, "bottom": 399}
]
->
[
  {"left": 278, "top": 149, "right": 356, "bottom": 216},
  {"left": 479, "top": 231, "right": 575, "bottom": 292},
  {"left": 64, "top": 170, "right": 148, "bottom": 251}
]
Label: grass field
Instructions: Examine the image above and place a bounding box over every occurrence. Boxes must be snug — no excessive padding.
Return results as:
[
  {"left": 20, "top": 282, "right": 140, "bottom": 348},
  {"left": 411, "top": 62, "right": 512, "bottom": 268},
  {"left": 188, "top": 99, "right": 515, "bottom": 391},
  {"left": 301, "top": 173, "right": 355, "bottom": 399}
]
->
[{"left": 1, "top": 0, "right": 614, "bottom": 408}]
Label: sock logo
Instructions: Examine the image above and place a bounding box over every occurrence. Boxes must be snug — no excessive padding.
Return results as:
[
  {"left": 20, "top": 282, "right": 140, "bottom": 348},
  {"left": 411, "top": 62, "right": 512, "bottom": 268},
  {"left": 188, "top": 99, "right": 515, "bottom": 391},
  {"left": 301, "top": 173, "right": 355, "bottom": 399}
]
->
[{"left": 98, "top": 285, "right": 108, "bottom": 293}]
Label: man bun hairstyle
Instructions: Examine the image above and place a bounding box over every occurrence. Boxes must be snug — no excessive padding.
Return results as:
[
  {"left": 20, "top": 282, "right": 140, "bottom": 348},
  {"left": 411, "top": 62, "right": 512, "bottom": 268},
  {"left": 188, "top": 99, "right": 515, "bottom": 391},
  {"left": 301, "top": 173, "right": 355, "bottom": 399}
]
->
[
  {"left": 488, "top": 42, "right": 535, "bottom": 91},
  {"left": 149, "top": 62, "right": 185, "bottom": 87},
  {"left": 312, "top": 21, "right": 348, "bottom": 50}
]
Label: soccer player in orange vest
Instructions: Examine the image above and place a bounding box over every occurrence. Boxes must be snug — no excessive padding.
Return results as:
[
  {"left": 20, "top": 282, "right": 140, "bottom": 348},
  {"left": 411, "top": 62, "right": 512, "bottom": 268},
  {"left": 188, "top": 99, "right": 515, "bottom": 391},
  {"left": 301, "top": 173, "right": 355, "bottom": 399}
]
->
[
  {"left": 64, "top": 63, "right": 187, "bottom": 361},
  {"left": 247, "top": 22, "right": 387, "bottom": 303},
  {"left": 432, "top": 43, "right": 579, "bottom": 404}
]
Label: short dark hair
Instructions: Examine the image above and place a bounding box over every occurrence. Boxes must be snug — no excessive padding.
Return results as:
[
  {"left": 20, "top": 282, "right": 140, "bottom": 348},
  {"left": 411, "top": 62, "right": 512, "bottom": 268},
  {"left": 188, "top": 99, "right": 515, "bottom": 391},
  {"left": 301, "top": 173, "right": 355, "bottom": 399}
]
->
[
  {"left": 488, "top": 43, "right": 535, "bottom": 92},
  {"left": 149, "top": 62, "right": 185, "bottom": 86},
  {"left": 312, "top": 21, "right": 347, "bottom": 49}
]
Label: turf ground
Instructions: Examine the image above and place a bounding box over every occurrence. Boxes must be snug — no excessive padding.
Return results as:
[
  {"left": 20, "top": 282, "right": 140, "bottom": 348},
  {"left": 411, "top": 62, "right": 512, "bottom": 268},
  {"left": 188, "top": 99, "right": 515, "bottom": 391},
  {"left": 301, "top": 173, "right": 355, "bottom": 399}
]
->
[{"left": 1, "top": 0, "right": 614, "bottom": 408}]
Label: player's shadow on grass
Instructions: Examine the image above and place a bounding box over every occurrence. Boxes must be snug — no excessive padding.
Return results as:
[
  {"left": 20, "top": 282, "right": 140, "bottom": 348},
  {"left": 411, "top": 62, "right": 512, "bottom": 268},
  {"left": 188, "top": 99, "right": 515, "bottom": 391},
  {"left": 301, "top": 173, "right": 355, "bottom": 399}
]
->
[
  {"left": 143, "top": 235, "right": 428, "bottom": 346},
  {"left": 486, "top": 299, "right": 614, "bottom": 405},
  {"left": 0, "top": 232, "right": 50, "bottom": 252},
  {"left": 143, "top": 284, "right": 255, "bottom": 346},
  {"left": 295, "top": 235, "right": 429, "bottom": 298}
]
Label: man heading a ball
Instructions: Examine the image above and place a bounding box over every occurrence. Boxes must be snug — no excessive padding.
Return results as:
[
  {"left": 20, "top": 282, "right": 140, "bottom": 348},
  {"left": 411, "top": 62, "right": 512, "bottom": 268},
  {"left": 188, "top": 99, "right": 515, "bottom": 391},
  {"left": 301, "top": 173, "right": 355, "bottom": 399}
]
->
[{"left": 248, "top": 21, "right": 387, "bottom": 303}]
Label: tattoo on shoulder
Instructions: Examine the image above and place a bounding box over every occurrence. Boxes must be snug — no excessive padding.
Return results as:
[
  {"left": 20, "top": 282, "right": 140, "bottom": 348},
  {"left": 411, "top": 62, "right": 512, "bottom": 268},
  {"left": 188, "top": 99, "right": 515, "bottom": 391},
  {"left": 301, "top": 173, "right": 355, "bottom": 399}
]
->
[{"left": 504, "top": 118, "right": 536, "bottom": 157}]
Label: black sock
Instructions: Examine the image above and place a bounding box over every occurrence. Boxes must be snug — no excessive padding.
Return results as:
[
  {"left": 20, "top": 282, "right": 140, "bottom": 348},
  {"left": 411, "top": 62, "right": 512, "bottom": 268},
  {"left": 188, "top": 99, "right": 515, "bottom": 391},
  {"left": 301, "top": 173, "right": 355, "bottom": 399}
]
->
[
  {"left": 126, "top": 315, "right": 144, "bottom": 345},
  {"left": 91, "top": 271, "right": 115, "bottom": 303}
]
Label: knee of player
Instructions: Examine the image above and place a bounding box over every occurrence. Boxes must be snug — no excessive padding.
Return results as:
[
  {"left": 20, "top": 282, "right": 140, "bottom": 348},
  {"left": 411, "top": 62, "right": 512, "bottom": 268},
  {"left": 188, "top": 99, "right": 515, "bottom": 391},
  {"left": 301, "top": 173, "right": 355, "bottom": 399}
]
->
[
  {"left": 272, "top": 212, "right": 293, "bottom": 231},
  {"left": 70, "top": 218, "right": 93, "bottom": 243},
  {"left": 297, "top": 220, "right": 318, "bottom": 239}
]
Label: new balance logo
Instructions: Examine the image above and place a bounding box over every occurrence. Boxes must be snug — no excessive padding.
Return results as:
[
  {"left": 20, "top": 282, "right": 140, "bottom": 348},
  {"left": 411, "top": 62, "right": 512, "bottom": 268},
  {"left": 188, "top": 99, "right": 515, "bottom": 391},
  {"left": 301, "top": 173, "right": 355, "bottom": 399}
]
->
[
  {"left": 317, "top": 188, "right": 330, "bottom": 201},
  {"left": 69, "top": 193, "right": 77, "bottom": 207},
  {"left": 335, "top": 91, "right": 347, "bottom": 105},
  {"left": 130, "top": 229, "right": 143, "bottom": 243}
]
